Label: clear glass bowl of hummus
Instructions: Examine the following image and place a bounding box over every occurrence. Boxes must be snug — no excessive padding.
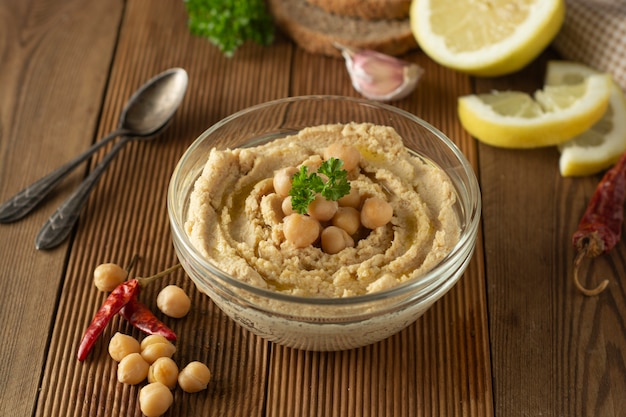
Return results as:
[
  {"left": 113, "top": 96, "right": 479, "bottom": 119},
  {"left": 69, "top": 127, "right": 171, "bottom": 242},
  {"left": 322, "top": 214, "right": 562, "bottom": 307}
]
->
[{"left": 168, "top": 95, "right": 481, "bottom": 351}]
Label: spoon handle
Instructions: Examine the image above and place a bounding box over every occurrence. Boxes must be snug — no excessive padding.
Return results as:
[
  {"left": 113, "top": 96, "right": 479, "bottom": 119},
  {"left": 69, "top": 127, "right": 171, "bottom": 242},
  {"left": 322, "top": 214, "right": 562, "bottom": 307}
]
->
[
  {"left": 35, "top": 136, "right": 132, "bottom": 250},
  {"left": 0, "top": 128, "right": 127, "bottom": 223}
]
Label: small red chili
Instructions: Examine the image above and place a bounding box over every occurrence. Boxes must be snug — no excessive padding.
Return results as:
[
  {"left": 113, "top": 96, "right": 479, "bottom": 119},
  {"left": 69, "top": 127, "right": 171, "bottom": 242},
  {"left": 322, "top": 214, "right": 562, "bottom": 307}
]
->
[
  {"left": 120, "top": 297, "right": 177, "bottom": 341},
  {"left": 77, "top": 263, "right": 182, "bottom": 361},
  {"left": 77, "top": 279, "right": 140, "bottom": 361},
  {"left": 572, "top": 151, "right": 626, "bottom": 296}
]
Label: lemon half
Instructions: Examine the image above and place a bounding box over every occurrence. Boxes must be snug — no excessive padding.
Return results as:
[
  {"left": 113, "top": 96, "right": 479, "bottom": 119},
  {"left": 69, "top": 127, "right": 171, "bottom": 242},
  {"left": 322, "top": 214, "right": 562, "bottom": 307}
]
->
[
  {"left": 410, "top": 0, "right": 565, "bottom": 76},
  {"left": 548, "top": 61, "right": 626, "bottom": 177}
]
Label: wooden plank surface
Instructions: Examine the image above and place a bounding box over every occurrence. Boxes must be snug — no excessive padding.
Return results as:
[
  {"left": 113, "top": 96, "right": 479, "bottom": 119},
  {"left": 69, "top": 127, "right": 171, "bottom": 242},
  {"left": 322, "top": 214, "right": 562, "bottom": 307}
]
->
[
  {"left": 0, "top": 1, "right": 123, "bottom": 416},
  {"left": 2, "top": 0, "right": 625, "bottom": 416}
]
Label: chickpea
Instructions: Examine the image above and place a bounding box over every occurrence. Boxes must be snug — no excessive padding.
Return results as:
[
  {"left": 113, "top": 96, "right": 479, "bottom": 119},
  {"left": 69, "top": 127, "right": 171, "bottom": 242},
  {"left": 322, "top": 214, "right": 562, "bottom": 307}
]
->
[
  {"left": 283, "top": 213, "right": 320, "bottom": 248},
  {"left": 321, "top": 226, "right": 355, "bottom": 254},
  {"left": 140, "top": 334, "right": 170, "bottom": 350},
  {"left": 299, "top": 155, "right": 323, "bottom": 172},
  {"left": 324, "top": 143, "right": 361, "bottom": 171},
  {"left": 93, "top": 263, "right": 127, "bottom": 292},
  {"left": 117, "top": 352, "right": 149, "bottom": 385},
  {"left": 108, "top": 332, "right": 141, "bottom": 362},
  {"left": 338, "top": 187, "right": 361, "bottom": 208},
  {"left": 139, "top": 382, "right": 174, "bottom": 417},
  {"left": 281, "top": 196, "right": 294, "bottom": 216},
  {"left": 148, "top": 357, "right": 179, "bottom": 389},
  {"left": 178, "top": 361, "right": 211, "bottom": 393},
  {"left": 307, "top": 194, "right": 338, "bottom": 221},
  {"left": 141, "top": 342, "right": 176, "bottom": 364},
  {"left": 332, "top": 207, "right": 361, "bottom": 235},
  {"left": 361, "top": 197, "right": 393, "bottom": 229},
  {"left": 273, "top": 167, "right": 298, "bottom": 197},
  {"left": 156, "top": 285, "right": 191, "bottom": 318}
]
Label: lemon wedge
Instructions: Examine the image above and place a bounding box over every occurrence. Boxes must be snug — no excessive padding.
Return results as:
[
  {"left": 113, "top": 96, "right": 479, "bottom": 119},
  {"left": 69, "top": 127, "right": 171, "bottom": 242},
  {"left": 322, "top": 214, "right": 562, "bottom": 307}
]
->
[
  {"left": 457, "top": 72, "right": 612, "bottom": 148},
  {"left": 410, "top": 0, "right": 565, "bottom": 76},
  {"left": 546, "top": 61, "right": 626, "bottom": 177}
]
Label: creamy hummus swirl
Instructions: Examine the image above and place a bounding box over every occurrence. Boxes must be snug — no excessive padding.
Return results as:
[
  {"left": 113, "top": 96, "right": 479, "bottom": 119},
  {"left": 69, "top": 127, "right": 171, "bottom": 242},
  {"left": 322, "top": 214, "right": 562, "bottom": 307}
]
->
[{"left": 186, "top": 123, "right": 460, "bottom": 297}]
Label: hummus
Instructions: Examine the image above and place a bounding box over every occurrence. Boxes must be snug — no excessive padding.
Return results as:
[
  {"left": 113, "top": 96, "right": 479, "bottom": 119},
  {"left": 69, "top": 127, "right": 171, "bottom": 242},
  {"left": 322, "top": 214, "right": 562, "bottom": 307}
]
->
[{"left": 185, "top": 123, "right": 460, "bottom": 298}]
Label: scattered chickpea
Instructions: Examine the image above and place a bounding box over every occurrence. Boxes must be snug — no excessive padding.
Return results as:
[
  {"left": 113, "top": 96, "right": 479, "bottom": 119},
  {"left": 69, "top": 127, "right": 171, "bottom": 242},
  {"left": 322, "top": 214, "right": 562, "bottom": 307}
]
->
[
  {"left": 283, "top": 213, "right": 320, "bottom": 248},
  {"left": 148, "top": 357, "right": 179, "bottom": 389},
  {"left": 108, "top": 332, "right": 140, "bottom": 362},
  {"left": 156, "top": 285, "right": 191, "bottom": 318},
  {"left": 178, "top": 361, "right": 211, "bottom": 393},
  {"left": 93, "top": 263, "right": 127, "bottom": 292},
  {"left": 141, "top": 341, "right": 176, "bottom": 364},
  {"left": 361, "top": 197, "right": 393, "bottom": 229},
  {"left": 139, "top": 382, "right": 174, "bottom": 417},
  {"left": 140, "top": 335, "right": 177, "bottom": 364},
  {"left": 117, "top": 352, "right": 149, "bottom": 385},
  {"left": 140, "top": 334, "right": 170, "bottom": 350}
]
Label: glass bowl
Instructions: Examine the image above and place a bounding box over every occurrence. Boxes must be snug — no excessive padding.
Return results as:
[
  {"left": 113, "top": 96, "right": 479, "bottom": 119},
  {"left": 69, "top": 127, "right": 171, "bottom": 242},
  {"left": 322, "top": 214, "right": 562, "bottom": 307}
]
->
[{"left": 168, "top": 95, "right": 481, "bottom": 351}]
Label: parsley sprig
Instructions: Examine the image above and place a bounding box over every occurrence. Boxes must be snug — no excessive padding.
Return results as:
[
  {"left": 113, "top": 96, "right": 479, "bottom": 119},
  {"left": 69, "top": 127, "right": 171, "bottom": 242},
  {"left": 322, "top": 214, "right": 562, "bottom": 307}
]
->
[
  {"left": 184, "top": 0, "right": 275, "bottom": 57},
  {"left": 289, "top": 158, "right": 351, "bottom": 215}
]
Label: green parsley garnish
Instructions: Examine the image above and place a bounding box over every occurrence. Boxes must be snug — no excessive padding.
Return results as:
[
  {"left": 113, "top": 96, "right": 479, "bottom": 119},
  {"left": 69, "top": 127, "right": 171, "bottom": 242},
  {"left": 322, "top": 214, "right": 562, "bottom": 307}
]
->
[
  {"left": 289, "top": 158, "right": 351, "bottom": 215},
  {"left": 184, "top": 0, "right": 275, "bottom": 57}
]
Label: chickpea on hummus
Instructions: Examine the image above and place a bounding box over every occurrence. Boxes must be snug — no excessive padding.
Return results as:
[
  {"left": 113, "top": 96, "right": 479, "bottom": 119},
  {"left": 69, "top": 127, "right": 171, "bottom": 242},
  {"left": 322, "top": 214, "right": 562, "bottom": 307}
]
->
[{"left": 185, "top": 123, "right": 460, "bottom": 298}]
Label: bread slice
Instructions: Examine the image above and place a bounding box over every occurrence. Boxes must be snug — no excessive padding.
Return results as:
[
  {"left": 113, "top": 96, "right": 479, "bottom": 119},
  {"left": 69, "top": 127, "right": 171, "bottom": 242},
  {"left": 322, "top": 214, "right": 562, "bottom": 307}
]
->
[
  {"left": 267, "top": 0, "right": 418, "bottom": 57},
  {"left": 306, "top": 0, "right": 411, "bottom": 20}
]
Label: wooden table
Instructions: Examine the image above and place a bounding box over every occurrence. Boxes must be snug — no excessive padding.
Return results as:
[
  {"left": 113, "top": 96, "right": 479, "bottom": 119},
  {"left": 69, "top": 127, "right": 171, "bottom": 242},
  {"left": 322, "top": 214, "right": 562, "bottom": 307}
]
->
[{"left": 1, "top": 1, "right": 624, "bottom": 416}]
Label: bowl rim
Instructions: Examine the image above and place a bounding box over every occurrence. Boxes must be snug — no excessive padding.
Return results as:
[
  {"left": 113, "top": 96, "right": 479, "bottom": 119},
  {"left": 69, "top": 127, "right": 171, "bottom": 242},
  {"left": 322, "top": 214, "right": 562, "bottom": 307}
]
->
[{"left": 168, "top": 95, "right": 481, "bottom": 307}]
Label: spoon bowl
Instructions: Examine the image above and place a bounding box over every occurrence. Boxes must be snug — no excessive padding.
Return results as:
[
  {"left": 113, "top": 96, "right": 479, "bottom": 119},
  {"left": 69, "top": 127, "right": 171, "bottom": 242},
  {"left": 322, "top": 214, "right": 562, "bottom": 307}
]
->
[{"left": 119, "top": 68, "right": 189, "bottom": 136}]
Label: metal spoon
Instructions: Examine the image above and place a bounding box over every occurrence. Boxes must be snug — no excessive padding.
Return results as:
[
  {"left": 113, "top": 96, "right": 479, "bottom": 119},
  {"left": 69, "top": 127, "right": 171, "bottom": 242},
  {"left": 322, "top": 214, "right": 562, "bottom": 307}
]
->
[
  {"left": 28, "top": 68, "right": 188, "bottom": 250},
  {"left": 0, "top": 68, "right": 188, "bottom": 225}
]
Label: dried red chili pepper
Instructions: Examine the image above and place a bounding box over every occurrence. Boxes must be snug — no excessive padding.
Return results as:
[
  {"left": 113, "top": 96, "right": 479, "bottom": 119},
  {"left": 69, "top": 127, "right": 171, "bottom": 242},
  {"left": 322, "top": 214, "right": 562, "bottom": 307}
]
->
[
  {"left": 77, "top": 263, "right": 182, "bottom": 361},
  {"left": 120, "top": 297, "right": 177, "bottom": 341},
  {"left": 77, "top": 279, "right": 140, "bottom": 361},
  {"left": 572, "top": 151, "right": 626, "bottom": 296}
]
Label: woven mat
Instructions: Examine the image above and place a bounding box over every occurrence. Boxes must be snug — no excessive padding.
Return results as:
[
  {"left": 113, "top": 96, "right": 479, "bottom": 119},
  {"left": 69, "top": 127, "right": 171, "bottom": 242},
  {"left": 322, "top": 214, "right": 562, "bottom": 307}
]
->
[{"left": 553, "top": 0, "right": 626, "bottom": 89}]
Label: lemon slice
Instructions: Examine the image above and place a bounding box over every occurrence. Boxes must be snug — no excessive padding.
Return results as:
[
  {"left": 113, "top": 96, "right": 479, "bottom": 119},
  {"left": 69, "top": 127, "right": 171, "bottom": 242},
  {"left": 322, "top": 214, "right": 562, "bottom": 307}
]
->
[
  {"left": 457, "top": 73, "right": 612, "bottom": 148},
  {"left": 410, "top": 0, "right": 565, "bottom": 76},
  {"left": 547, "top": 61, "right": 626, "bottom": 177}
]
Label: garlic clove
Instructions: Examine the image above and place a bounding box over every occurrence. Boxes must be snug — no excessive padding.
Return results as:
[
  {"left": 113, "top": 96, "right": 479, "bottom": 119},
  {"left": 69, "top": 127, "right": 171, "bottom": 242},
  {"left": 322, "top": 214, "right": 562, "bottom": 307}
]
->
[{"left": 335, "top": 43, "right": 424, "bottom": 102}]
